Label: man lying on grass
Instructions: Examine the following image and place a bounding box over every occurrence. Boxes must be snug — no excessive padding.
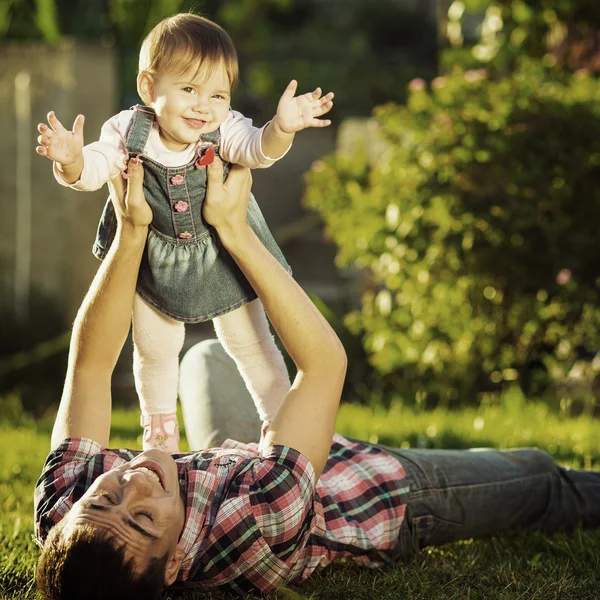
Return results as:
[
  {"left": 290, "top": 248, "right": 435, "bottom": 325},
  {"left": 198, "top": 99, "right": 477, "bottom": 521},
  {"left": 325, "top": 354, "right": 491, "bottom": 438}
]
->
[{"left": 34, "top": 159, "right": 600, "bottom": 600}]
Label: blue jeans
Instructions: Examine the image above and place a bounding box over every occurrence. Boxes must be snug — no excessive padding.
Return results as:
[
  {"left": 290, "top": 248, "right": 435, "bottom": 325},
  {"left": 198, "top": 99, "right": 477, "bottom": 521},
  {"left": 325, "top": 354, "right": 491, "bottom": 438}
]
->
[
  {"left": 387, "top": 447, "right": 600, "bottom": 555},
  {"left": 179, "top": 340, "right": 600, "bottom": 553}
]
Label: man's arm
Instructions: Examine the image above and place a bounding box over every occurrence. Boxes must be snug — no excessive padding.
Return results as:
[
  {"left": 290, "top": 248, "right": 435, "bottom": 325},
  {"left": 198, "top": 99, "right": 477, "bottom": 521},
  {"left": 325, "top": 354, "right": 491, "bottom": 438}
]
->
[
  {"left": 51, "top": 160, "right": 151, "bottom": 449},
  {"left": 204, "top": 160, "right": 346, "bottom": 481}
]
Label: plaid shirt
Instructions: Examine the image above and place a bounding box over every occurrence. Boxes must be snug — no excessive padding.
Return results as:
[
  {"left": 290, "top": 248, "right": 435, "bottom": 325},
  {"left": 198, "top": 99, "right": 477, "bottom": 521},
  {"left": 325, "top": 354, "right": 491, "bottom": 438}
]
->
[{"left": 35, "top": 434, "right": 408, "bottom": 595}]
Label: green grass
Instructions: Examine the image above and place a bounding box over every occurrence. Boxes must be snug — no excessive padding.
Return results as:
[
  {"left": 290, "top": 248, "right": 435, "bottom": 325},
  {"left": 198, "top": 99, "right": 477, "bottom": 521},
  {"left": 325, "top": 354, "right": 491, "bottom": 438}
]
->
[{"left": 2, "top": 392, "right": 600, "bottom": 600}]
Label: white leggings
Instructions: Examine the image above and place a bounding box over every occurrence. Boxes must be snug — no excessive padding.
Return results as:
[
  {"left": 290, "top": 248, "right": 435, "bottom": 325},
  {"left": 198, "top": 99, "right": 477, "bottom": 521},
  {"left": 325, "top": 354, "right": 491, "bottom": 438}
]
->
[{"left": 132, "top": 294, "right": 290, "bottom": 422}]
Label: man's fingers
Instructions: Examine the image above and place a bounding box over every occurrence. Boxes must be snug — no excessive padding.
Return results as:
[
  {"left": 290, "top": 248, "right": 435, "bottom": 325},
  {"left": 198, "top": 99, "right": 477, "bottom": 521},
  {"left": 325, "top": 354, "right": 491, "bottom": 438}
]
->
[
  {"left": 239, "top": 167, "right": 252, "bottom": 197},
  {"left": 124, "top": 159, "right": 145, "bottom": 206},
  {"left": 47, "top": 111, "right": 65, "bottom": 132},
  {"left": 108, "top": 161, "right": 128, "bottom": 205},
  {"left": 207, "top": 156, "right": 224, "bottom": 183},
  {"left": 109, "top": 158, "right": 151, "bottom": 225},
  {"left": 107, "top": 174, "right": 126, "bottom": 205},
  {"left": 73, "top": 114, "right": 85, "bottom": 137},
  {"left": 223, "top": 164, "right": 252, "bottom": 205},
  {"left": 226, "top": 163, "right": 251, "bottom": 190},
  {"left": 281, "top": 79, "right": 298, "bottom": 102},
  {"left": 126, "top": 157, "right": 144, "bottom": 185}
]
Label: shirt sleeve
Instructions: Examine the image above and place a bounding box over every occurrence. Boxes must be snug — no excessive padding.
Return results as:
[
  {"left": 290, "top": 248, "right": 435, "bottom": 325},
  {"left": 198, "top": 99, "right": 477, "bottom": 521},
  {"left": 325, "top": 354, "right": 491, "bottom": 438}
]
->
[
  {"left": 246, "top": 445, "right": 316, "bottom": 561},
  {"left": 53, "top": 111, "right": 131, "bottom": 191},
  {"left": 33, "top": 438, "right": 102, "bottom": 543},
  {"left": 219, "top": 110, "right": 292, "bottom": 169}
]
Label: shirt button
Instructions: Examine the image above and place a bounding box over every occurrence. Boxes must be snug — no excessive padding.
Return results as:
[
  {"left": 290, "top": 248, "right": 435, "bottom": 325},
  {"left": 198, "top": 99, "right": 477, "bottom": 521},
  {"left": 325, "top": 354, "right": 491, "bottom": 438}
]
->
[
  {"left": 178, "top": 232, "right": 192, "bottom": 239},
  {"left": 174, "top": 201, "right": 188, "bottom": 213},
  {"left": 171, "top": 174, "right": 185, "bottom": 185}
]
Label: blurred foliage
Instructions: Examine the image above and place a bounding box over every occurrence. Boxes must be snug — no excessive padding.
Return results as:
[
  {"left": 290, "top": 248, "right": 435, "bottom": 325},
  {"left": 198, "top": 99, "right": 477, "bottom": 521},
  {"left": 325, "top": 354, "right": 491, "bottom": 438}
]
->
[
  {"left": 440, "top": 0, "right": 600, "bottom": 74},
  {"left": 305, "top": 60, "right": 600, "bottom": 408},
  {"left": 214, "top": 0, "right": 437, "bottom": 119},
  {"left": 0, "top": 0, "right": 437, "bottom": 119},
  {"left": 0, "top": 287, "right": 69, "bottom": 416}
]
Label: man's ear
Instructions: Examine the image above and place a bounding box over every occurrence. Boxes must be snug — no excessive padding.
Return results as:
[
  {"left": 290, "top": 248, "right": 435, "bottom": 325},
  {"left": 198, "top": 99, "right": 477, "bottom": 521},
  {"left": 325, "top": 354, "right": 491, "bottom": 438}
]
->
[
  {"left": 163, "top": 546, "right": 185, "bottom": 587},
  {"left": 137, "top": 71, "right": 155, "bottom": 105}
]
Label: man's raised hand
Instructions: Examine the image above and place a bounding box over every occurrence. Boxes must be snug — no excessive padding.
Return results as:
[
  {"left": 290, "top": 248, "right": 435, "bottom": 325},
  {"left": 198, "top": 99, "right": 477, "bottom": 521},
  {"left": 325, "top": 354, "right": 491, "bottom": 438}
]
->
[
  {"left": 36, "top": 111, "right": 85, "bottom": 167},
  {"left": 107, "top": 158, "right": 152, "bottom": 230},
  {"left": 273, "top": 80, "right": 334, "bottom": 134},
  {"left": 203, "top": 159, "right": 252, "bottom": 237}
]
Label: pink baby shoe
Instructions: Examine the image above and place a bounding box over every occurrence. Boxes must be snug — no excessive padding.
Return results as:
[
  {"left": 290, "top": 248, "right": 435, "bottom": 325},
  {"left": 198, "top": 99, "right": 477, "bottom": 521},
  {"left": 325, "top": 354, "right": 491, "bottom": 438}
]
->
[{"left": 141, "top": 413, "right": 180, "bottom": 453}]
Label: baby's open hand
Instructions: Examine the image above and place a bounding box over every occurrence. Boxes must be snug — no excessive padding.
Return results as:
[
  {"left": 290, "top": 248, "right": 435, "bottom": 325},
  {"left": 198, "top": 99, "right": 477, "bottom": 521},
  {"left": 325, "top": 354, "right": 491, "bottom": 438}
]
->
[
  {"left": 36, "top": 111, "right": 85, "bottom": 166},
  {"left": 274, "top": 80, "right": 334, "bottom": 134}
]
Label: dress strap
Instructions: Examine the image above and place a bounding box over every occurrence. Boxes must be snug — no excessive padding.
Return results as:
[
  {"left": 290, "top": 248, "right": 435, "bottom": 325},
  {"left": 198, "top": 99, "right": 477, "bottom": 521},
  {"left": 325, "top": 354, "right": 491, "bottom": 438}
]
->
[
  {"left": 123, "top": 104, "right": 155, "bottom": 156},
  {"left": 200, "top": 128, "right": 221, "bottom": 146}
]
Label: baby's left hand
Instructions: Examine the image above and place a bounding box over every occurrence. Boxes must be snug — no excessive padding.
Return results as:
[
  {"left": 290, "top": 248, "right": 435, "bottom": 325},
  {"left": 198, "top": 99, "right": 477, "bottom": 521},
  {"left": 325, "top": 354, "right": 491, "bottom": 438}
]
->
[{"left": 274, "top": 80, "right": 334, "bottom": 134}]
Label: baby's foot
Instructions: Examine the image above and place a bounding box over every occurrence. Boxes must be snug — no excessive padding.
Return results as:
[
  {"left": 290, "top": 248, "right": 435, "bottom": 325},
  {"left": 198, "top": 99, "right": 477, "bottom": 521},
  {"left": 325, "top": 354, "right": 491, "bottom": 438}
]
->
[{"left": 141, "top": 413, "right": 180, "bottom": 453}]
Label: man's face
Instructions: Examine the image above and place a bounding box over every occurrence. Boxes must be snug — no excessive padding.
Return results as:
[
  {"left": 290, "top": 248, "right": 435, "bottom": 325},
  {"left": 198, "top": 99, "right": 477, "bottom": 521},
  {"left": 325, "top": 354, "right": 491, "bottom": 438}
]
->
[
  {"left": 143, "top": 60, "right": 232, "bottom": 152},
  {"left": 62, "top": 449, "right": 185, "bottom": 579}
]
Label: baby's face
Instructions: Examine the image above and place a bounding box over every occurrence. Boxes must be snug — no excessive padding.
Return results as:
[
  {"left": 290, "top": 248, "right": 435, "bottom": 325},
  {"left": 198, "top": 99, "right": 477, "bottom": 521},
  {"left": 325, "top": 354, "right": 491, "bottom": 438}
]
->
[{"left": 149, "top": 61, "right": 231, "bottom": 152}]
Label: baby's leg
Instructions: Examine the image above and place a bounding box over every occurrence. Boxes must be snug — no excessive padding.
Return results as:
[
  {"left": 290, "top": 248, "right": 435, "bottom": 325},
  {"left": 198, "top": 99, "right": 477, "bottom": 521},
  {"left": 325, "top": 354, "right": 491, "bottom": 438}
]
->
[
  {"left": 132, "top": 293, "right": 185, "bottom": 453},
  {"left": 213, "top": 299, "right": 290, "bottom": 425}
]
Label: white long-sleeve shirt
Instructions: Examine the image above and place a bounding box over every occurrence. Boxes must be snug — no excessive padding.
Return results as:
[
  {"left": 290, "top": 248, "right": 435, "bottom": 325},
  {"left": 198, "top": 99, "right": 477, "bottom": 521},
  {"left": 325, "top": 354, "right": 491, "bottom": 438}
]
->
[{"left": 54, "top": 108, "right": 290, "bottom": 191}]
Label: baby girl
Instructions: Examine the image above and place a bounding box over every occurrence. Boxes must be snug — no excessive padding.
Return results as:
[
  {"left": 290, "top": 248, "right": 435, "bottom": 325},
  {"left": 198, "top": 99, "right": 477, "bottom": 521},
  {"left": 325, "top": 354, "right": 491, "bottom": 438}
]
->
[{"left": 36, "top": 13, "right": 334, "bottom": 452}]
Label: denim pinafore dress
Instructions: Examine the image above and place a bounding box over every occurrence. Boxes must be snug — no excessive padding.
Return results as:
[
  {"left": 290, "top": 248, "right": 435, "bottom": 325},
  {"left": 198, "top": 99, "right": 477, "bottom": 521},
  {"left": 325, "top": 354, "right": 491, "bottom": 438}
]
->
[{"left": 92, "top": 105, "right": 291, "bottom": 323}]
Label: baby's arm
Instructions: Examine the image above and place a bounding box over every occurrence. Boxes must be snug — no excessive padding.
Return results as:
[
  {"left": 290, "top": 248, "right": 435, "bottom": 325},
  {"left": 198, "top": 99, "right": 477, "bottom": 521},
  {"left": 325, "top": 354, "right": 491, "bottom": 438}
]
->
[
  {"left": 220, "top": 111, "right": 283, "bottom": 169},
  {"left": 36, "top": 112, "right": 85, "bottom": 184},
  {"left": 37, "top": 112, "right": 129, "bottom": 192},
  {"left": 262, "top": 80, "right": 334, "bottom": 159},
  {"left": 220, "top": 82, "right": 333, "bottom": 169}
]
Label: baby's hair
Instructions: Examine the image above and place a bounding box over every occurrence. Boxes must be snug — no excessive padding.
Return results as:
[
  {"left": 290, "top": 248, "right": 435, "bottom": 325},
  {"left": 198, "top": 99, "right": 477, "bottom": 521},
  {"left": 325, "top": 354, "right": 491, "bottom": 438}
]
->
[{"left": 139, "top": 13, "right": 239, "bottom": 89}]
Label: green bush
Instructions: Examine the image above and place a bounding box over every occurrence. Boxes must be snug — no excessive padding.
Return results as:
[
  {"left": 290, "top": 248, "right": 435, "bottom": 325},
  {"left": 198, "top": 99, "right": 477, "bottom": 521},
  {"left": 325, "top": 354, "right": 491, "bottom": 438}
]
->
[
  {"left": 305, "top": 60, "right": 600, "bottom": 406},
  {"left": 441, "top": 0, "right": 600, "bottom": 74},
  {"left": 218, "top": 0, "right": 437, "bottom": 119}
]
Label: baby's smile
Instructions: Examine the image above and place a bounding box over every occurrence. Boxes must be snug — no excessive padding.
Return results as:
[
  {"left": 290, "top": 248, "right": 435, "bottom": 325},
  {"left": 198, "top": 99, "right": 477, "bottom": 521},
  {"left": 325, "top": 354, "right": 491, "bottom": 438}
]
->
[{"left": 182, "top": 117, "right": 208, "bottom": 130}]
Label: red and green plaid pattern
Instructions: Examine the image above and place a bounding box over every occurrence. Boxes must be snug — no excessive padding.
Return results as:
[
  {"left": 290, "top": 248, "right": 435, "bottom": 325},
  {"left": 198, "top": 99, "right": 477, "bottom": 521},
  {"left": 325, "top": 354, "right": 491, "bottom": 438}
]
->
[{"left": 35, "top": 434, "right": 408, "bottom": 595}]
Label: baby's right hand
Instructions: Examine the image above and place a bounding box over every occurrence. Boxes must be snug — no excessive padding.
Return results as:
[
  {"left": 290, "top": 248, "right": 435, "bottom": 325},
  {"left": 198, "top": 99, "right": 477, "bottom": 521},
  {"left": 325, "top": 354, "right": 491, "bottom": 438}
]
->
[{"left": 36, "top": 111, "right": 85, "bottom": 166}]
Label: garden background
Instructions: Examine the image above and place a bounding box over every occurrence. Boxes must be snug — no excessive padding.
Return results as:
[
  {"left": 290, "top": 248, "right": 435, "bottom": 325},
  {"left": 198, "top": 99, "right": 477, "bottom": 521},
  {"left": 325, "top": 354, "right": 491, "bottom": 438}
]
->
[{"left": 1, "top": 1, "right": 600, "bottom": 598}]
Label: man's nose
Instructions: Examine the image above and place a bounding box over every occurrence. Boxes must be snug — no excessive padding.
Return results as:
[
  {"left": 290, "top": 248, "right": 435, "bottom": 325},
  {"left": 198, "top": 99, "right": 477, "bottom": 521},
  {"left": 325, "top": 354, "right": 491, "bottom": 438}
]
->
[{"left": 123, "top": 471, "right": 154, "bottom": 497}]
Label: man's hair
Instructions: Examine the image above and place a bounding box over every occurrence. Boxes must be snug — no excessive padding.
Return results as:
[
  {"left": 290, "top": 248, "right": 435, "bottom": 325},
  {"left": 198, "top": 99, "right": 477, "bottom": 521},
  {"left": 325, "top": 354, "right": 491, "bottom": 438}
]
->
[
  {"left": 36, "top": 522, "right": 169, "bottom": 600},
  {"left": 139, "top": 12, "right": 239, "bottom": 89}
]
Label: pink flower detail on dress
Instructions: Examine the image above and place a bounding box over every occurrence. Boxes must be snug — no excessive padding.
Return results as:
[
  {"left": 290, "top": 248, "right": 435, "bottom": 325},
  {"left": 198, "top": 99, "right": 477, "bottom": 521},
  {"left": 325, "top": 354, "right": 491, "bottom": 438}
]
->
[
  {"left": 178, "top": 232, "right": 192, "bottom": 239},
  {"left": 170, "top": 174, "right": 185, "bottom": 185},
  {"left": 174, "top": 201, "right": 188, "bottom": 213}
]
